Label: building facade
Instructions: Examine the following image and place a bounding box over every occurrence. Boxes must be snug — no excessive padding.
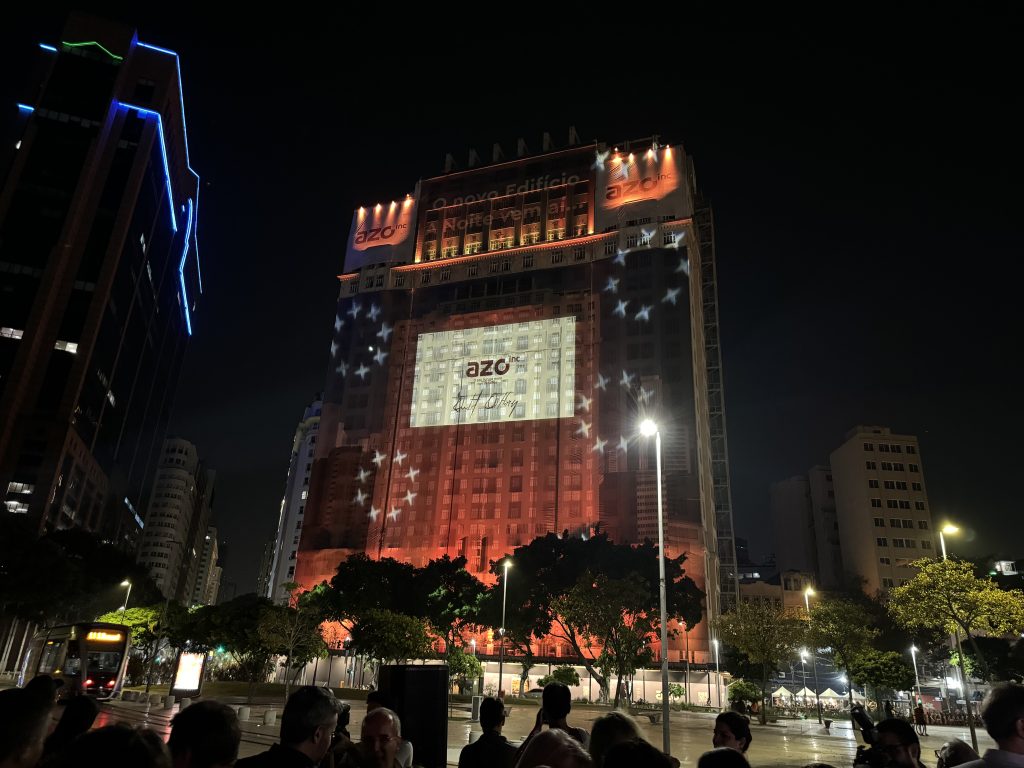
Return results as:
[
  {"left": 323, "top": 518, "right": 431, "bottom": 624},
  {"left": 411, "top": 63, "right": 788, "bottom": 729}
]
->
[
  {"left": 296, "top": 136, "right": 739, "bottom": 661},
  {"left": 255, "top": 540, "right": 275, "bottom": 600},
  {"left": 830, "top": 426, "right": 936, "bottom": 593},
  {"left": 136, "top": 438, "right": 215, "bottom": 602},
  {"left": 190, "top": 525, "right": 221, "bottom": 606},
  {"left": 266, "top": 396, "right": 321, "bottom": 603},
  {"left": 0, "top": 14, "right": 202, "bottom": 549}
]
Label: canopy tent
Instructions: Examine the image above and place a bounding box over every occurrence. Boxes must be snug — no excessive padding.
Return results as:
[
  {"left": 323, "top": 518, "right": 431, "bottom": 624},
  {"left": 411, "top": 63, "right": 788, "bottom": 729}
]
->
[
  {"left": 819, "top": 688, "right": 844, "bottom": 699},
  {"left": 794, "top": 687, "right": 817, "bottom": 699},
  {"left": 772, "top": 686, "right": 794, "bottom": 698}
]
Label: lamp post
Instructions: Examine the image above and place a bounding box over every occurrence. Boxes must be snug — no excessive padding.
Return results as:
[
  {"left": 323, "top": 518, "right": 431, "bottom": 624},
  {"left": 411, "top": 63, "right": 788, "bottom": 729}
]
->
[
  {"left": 712, "top": 638, "right": 721, "bottom": 710},
  {"left": 497, "top": 560, "right": 511, "bottom": 699},
  {"left": 800, "top": 650, "right": 808, "bottom": 709},
  {"left": 910, "top": 645, "right": 923, "bottom": 705},
  {"left": 804, "top": 587, "right": 823, "bottom": 723},
  {"left": 640, "top": 418, "right": 671, "bottom": 754},
  {"left": 119, "top": 580, "right": 132, "bottom": 619},
  {"left": 936, "top": 523, "right": 978, "bottom": 751}
]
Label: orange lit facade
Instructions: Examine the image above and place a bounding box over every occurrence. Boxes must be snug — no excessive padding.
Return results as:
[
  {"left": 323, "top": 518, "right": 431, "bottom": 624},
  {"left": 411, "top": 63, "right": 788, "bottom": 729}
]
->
[{"left": 296, "top": 139, "right": 738, "bottom": 663}]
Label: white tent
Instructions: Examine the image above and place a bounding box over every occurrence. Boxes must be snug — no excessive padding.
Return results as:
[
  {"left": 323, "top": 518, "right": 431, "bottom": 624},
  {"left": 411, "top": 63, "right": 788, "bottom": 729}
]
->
[
  {"left": 795, "top": 687, "right": 817, "bottom": 700},
  {"left": 772, "top": 686, "right": 794, "bottom": 699},
  {"left": 819, "top": 688, "right": 844, "bottom": 699}
]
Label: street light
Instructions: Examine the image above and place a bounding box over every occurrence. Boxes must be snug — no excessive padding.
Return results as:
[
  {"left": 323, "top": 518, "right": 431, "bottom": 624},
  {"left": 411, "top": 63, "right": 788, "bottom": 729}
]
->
[
  {"left": 910, "top": 645, "right": 923, "bottom": 704},
  {"left": 497, "top": 560, "right": 511, "bottom": 699},
  {"left": 119, "top": 580, "right": 132, "bottom": 619},
  {"left": 803, "top": 587, "right": 823, "bottom": 723},
  {"left": 712, "top": 638, "right": 721, "bottom": 711},
  {"left": 800, "top": 649, "right": 808, "bottom": 708},
  {"left": 639, "top": 418, "right": 671, "bottom": 753},
  {"left": 935, "top": 523, "right": 978, "bottom": 751},
  {"left": 470, "top": 638, "right": 476, "bottom": 656}
]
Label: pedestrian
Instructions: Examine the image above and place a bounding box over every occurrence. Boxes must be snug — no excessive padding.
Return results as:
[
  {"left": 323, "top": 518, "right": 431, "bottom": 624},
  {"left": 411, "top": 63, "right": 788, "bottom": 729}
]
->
[
  {"left": 458, "top": 696, "right": 517, "bottom": 768},
  {"left": 588, "top": 712, "right": 641, "bottom": 768},
  {"left": 885, "top": 701, "right": 896, "bottom": 720},
  {"left": 876, "top": 718, "right": 926, "bottom": 768},
  {"left": 364, "top": 692, "right": 412, "bottom": 768},
  {"left": 0, "top": 687, "right": 53, "bottom": 768},
  {"left": 237, "top": 686, "right": 340, "bottom": 767},
  {"left": 957, "top": 683, "right": 1024, "bottom": 768},
  {"left": 167, "top": 700, "right": 241, "bottom": 768},
  {"left": 23, "top": 674, "right": 63, "bottom": 705},
  {"left": 44, "top": 724, "right": 171, "bottom": 768},
  {"left": 40, "top": 695, "right": 100, "bottom": 762},
  {"left": 913, "top": 703, "right": 928, "bottom": 737},
  {"left": 934, "top": 738, "right": 979, "bottom": 768},
  {"left": 515, "top": 728, "right": 593, "bottom": 768},
  {"left": 603, "top": 738, "right": 676, "bottom": 768},
  {"left": 337, "top": 707, "right": 403, "bottom": 768},
  {"left": 519, "top": 682, "right": 590, "bottom": 759},
  {"left": 698, "top": 747, "right": 751, "bottom": 768},
  {"left": 713, "top": 712, "right": 752, "bottom": 754}
]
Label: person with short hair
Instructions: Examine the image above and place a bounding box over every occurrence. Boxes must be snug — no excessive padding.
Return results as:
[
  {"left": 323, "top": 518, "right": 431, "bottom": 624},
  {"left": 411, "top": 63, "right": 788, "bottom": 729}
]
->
[
  {"left": 338, "top": 707, "right": 403, "bottom": 768},
  {"left": 520, "top": 682, "right": 589, "bottom": 758},
  {"left": 516, "top": 728, "right": 593, "bottom": 768},
  {"left": 458, "top": 696, "right": 517, "bottom": 768},
  {"left": 0, "top": 687, "right": 53, "bottom": 768},
  {"left": 698, "top": 747, "right": 751, "bottom": 768},
  {"left": 168, "top": 700, "right": 241, "bottom": 768},
  {"left": 713, "top": 712, "right": 752, "bottom": 753},
  {"left": 40, "top": 695, "right": 100, "bottom": 762},
  {"left": 958, "top": 683, "right": 1024, "bottom": 768},
  {"left": 602, "top": 738, "right": 675, "bottom": 768},
  {"left": 935, "top": 738, "right": 979, "bottom": 768},
  {"left": 364, "top": 693, "right": 411, "bottom": 767},
  {"left": 876, "top": 717, "right": 925, "bottom": 768},
  {"left": 588, "top": 712, "right": 641, "bottom": 768},
  {"left": 237, "top": 686, "right": 340, "bottom": 767},
  {"left": 44, "top": 724, "right": 171, "bottom": 768}
]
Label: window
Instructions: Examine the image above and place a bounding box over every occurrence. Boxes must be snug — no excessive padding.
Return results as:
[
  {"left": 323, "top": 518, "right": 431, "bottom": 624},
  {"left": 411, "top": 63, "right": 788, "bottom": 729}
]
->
[
  {"left": 874, "top": 517, "right": 885, "bottom": 527},
  {"left": 869, "top": 479, "right": 880, "bottom": 489},
  {"left": 918, "top": 520, "right": 929, "bottom": 529},
  {"left": 864, "top": 443, "right": 874, "bottom": 451},
  {"left": 878, "top": 444, "right": 891, "bottom": 453},
  {"left": 909, "top": 463, "right": 920, "bottom": 472},
  {"left": 301, "top": 490, "right": 308, "bottom": 500},
  {"left": 866, "top": 461, "right": 877, "bottom": 470},
  {"left": 877, "top": 538, "right": 889, "bottom": 547},
  {"left": 921, "top": 540, "right": 932, "bottom": 550},
  {"left": 882, "top": 578, "right": 895, "bottom": 589},
  {"left": 884, "top": 480, "right": 896, "bottom": 490},
  {"left": 887, "top": 500, "right": 899, "bottom": 509},
  {"left": 889, "top": 518, "right": 900, "bottom": 527},
  {"left": 906, "top": 445, "right": 917, "bottom": 454},
  {"left": 523, "top": 255, "right": 534, "bottom": 268},
  {"left": 879, "top": 557, "right": 891, "bottom": 565},
  {"left": 891, "top": 444, "right": 903, "bottom": 453},
  {"left": 899, "top": 500, "right": 911, "bottom": 509},
  {"left": 896, "top": 481, "right": 908, "bottom": 490},
  {"left": 893, "top": 462, "right": 905, "bottom": 471},
  {"left": 881, "top": 461, "right": 894, "bottom": 471},
  {"left": 912, "top": 482, "right": 923, "bottom": 491},
  {"left": 915, "top": 501, "right": 926, "bottom": 510},
  {"left": 871, "top": 498, "right": 882, "bottom": 508}
]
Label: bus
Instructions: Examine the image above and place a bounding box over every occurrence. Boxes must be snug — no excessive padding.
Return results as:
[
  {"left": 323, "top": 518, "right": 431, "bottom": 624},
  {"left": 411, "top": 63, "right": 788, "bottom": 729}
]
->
[{"left": 22, "top": 622, "right": 131, "bottom": 699}]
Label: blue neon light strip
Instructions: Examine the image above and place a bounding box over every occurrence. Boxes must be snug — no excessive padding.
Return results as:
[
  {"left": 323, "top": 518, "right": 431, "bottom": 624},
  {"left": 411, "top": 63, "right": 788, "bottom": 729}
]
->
[
  {"left": 38, "top": 43, "right": 57, "bottom": 53},
  {"left": 17, "top": 103, "right": 34, "bottom": 113},
  {"left": 117, "top": 102, "right": 177, "bottom": 233},
  {"left": 179, "top": 198, "right": 194, "bottom": 336},
  {"left": 137, "top": 41, "right": 203, "bottom": 294}
]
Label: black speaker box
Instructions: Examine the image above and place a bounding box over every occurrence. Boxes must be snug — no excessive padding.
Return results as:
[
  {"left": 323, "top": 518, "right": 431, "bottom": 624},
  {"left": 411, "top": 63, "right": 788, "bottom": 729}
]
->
[{"left": 378, "top": 663, "right": 449, "bottom": 768}]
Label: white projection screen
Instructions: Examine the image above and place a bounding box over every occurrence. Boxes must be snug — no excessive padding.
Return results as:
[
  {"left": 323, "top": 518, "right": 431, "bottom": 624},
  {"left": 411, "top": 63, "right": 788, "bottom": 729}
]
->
[{"left": 410, "top": 317, "right": 576, "bottom": 428}]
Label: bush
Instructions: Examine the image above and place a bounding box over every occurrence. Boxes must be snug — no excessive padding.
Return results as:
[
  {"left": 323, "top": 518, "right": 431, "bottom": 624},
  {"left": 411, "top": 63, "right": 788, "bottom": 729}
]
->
[
  {"left": 538, "top": 666, "right": 581, "bottom": 688},
  {"left": 728, "top": 680, "right": 762, "bottom": 706}
]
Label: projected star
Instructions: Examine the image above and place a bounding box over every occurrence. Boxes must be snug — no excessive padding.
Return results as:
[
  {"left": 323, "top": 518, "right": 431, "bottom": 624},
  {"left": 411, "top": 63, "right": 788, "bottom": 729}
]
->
[
  {"left": 402, "top": 490, "right": 417, "bottom": 506},
  {"left": 641, "top": 227, "right": 655, "bottom": 244},
  {"left": 355, "top": 363, "right": 370, "bottom": 380},
  {"left": 620, "top": 369, "right": 635, "bottom": 388},
  {"left": 634, "top": 305, "right": 652, "bottom": 322},
  {"left": 603, "top": 276, "right": 619, "bottom": 294},
  {"left": 334, "top": 315, "right": 343, "bottom": 332},
  {"left": 372, "top": 450, "right": 387, "bottom": 467},
  {"left": 373, "top": 349, "right": 388, "bottom": 365},
  {"left": 576, "top": 420, "right": 591, "bottom": 438},
  {"left": 355, "top": 467, "right": 371, "bottom": 483},
  {"left": 388, "top": 507, "right": 401, "bottom": 521},
  {"left": 676, "top": 257, "right": 690, "bottom": 275},
  {"left": 336, "top": 361, "right": 349, "bottom": 376},
  {"left": 577, "top": 394, "right": 592, "bottom": 412},
  {"left": 595, "top": 373, "right": 609, "bottom": 391},
  {"left": 592, "top": 436, "right": 608, "bottom": 454},
  {"left": 617, "top": 435, "right": 629, "bottom": 453},
  {"left": 377, "top": 322, "right": 394, "bottom": 342},
  {"left": 592, "top": 148, "right": 610, "bottom": 171},
  {"left": 352, "top": 488, "right": 367, "bottom": 506},
  {"left": 368, "top": 303, "right": 381, "bottom": 322},
  {"left": 638, "top": 387, "right": 653, "bottom": 403},
  {"left": 613, "top": 249, "right": 627, "bottom": 267},
  {"left": 662, "top": 287, "right": 681, "bottom": 305},
  {"left": 330, "top": 341, "right": 338, "bottom": 357},
  {"left": 613, "top": 300, "right": 629, "bottom": 318},
  {"left": 405, "top": 466, "right": 420, "bottom": 482},
  {"left": 667, "top": 232, "right": 685, "bottom": 249},
  {"left": 347, "top": 301, "right": 362, "bottom": 319},
  {"left": 368, "top": 506, "right": 381, "bottom": 521},
  {"left": 393, "top": 449, "right": 407, "bottom": 466}
]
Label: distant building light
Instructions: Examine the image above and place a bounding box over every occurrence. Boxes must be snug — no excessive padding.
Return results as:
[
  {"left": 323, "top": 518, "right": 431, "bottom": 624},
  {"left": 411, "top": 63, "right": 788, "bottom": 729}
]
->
[
  {"left": 995, "top": 560, "right": 1018, "bottom": 575},
  {"left": 54, "top": 340, "right": 78, "bottom": 354},
  {"left": 1, "top": 327, "right": 24, "bottom": 339}
]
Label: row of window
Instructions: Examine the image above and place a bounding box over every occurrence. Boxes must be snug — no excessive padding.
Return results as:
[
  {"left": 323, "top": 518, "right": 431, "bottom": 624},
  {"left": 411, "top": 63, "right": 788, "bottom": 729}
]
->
[
  {"left": 875, "top": 537, "right": 932, "bottom": 549},
  {"left": 873, "top": 517, "right": 929, "bottom": 529},
  {"left": 868, "top": 479, "right": 923, "bottom": 493},
  {"left": 864, "top": 442, "right": 917, "bottom": 454},
  {"left": 865, "top": 461, "right": 920, "bottom": 472}
]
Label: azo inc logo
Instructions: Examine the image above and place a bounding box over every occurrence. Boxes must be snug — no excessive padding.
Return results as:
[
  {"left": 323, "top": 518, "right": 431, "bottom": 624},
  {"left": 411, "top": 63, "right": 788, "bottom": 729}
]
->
[{"left": 464, "top": 356, "right": 520, "bottom": 377}]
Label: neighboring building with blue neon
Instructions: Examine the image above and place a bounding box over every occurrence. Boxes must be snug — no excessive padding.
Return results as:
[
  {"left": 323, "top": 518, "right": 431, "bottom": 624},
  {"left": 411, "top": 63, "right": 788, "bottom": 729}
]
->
[{"left": 0, "top": 14, "right": 202, "bottom": 551}]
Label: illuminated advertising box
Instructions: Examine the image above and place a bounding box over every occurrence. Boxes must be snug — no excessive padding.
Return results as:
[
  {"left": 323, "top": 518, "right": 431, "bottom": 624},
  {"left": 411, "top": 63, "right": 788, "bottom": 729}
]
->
[
  {"left": 343, "top": 193, "right": 419, "bottom": 273},
  {"left": 410, "top": 317, "right": 576, "bottom": 428},
  {"left": 169, "top": 651, "right": 207, "bottom": 699},
  {"left": 593, "top": 144, "right": 689, "bottom": 231}
]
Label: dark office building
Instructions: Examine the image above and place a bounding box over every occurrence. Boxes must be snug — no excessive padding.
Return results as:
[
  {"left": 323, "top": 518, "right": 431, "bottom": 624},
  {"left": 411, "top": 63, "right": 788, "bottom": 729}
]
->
[{"left": 0, "top": 14, "right": 202, "bottom": 550}]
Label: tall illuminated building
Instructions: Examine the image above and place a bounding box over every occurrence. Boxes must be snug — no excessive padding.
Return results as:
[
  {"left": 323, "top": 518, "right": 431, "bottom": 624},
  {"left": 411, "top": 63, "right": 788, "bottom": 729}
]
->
[
  {"left": 0, "top": 14, "right": 202, "bottom": 549},
  {"left": 297, "top": 135, "right": 738, "bottom": 661}
]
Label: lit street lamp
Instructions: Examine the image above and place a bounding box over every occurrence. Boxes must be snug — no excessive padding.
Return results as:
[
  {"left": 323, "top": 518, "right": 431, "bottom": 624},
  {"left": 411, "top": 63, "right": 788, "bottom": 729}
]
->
[
  {"left": 712, "top": 638, "right": 721, "bottom": 710},
  {"left": 497, "top": 560, "right": 512, "bottom": 698},
  {"left": 910, "top": 644, "right": 923, "bottom": 704},
  {"left": 935, "top": 522, "right": 978, "bottom": 751},
  {"left": 119, "top": 580, "right": 132, "bottom": 619},
  {"left": 803, "top": 587, "right": 822, "bottom": 723},
  {"left": 639, "top": 418, "right": 671, "bottom": 753}
]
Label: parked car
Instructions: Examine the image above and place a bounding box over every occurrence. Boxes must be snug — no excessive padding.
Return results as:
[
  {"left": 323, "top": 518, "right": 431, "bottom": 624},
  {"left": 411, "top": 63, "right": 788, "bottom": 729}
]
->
[{"left": 524, "top": 688, "right": 544, "bottom": 699}]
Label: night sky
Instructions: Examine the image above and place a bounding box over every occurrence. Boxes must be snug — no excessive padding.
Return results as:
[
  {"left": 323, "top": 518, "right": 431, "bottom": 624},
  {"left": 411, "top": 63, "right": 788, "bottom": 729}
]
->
[{"left": 5, "top": 6, "right": 1021, "bottom": 596}]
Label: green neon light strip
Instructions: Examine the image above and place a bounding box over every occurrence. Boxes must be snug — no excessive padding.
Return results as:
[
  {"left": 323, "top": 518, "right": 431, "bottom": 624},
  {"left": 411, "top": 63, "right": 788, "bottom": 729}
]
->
[{"left": 61, "top": 40, "right": 124, "bottom": 62}]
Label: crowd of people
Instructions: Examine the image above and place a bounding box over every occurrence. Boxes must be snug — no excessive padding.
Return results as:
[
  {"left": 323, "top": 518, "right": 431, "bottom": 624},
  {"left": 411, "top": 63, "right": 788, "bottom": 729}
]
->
[{"left": 0, "top": 677, "right": 1022, "bottom": 768}]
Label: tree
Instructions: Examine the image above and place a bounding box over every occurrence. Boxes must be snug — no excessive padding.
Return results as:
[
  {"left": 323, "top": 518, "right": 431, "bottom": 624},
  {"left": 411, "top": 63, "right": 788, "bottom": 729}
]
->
[
  {"left": 350, "top": 609, "right": 432, "bottom": 684},
  {"left": 417, "top": 556, "right": 486, "bottom": 656},
  {"left": 888, "top": 558, "right": 1024, "bottom": 680},
  {"left": 715, "top": 601, "right": 806, "bottom": 723},
  {"left": 488, "top": 532, "right": 703, "bottom": 704},
  {"left": 257, "top": 585, "right": 329, "bottom": 701},
  {"left": 95, "top": 606, "right": 163, "bottom": 678},
  {"left": 538, "top": 665, "right": 581, "bottom": 688},
  {"left": 327, "top": 554, "right": 419, "bottom": 633},
  {"left": 808, "top": 597, "right": 878, "bottom": 711},
  {"left": 848, "top": 649, "right": 916, "bottom": 713},
  {"left": 201, "top": 594, "right": 277, "bottom": 702},
  {"left": 447, "top": 652, "right": 483, "bottom": 694},
  {"left": 729, "top": 680, "right": 762, "bottom": 708}
]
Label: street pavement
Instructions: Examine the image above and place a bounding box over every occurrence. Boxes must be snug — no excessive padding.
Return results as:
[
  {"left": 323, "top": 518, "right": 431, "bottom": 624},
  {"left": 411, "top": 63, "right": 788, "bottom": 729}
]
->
[{"left": 88, "top": 697, "right": 996, "bottom": 767}]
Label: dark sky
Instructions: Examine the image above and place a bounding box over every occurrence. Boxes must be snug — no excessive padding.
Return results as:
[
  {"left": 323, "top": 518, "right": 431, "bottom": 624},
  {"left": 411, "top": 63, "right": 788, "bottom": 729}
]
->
[{"left": 6, "top": 6, "right": 1022, "bottom": 594}]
